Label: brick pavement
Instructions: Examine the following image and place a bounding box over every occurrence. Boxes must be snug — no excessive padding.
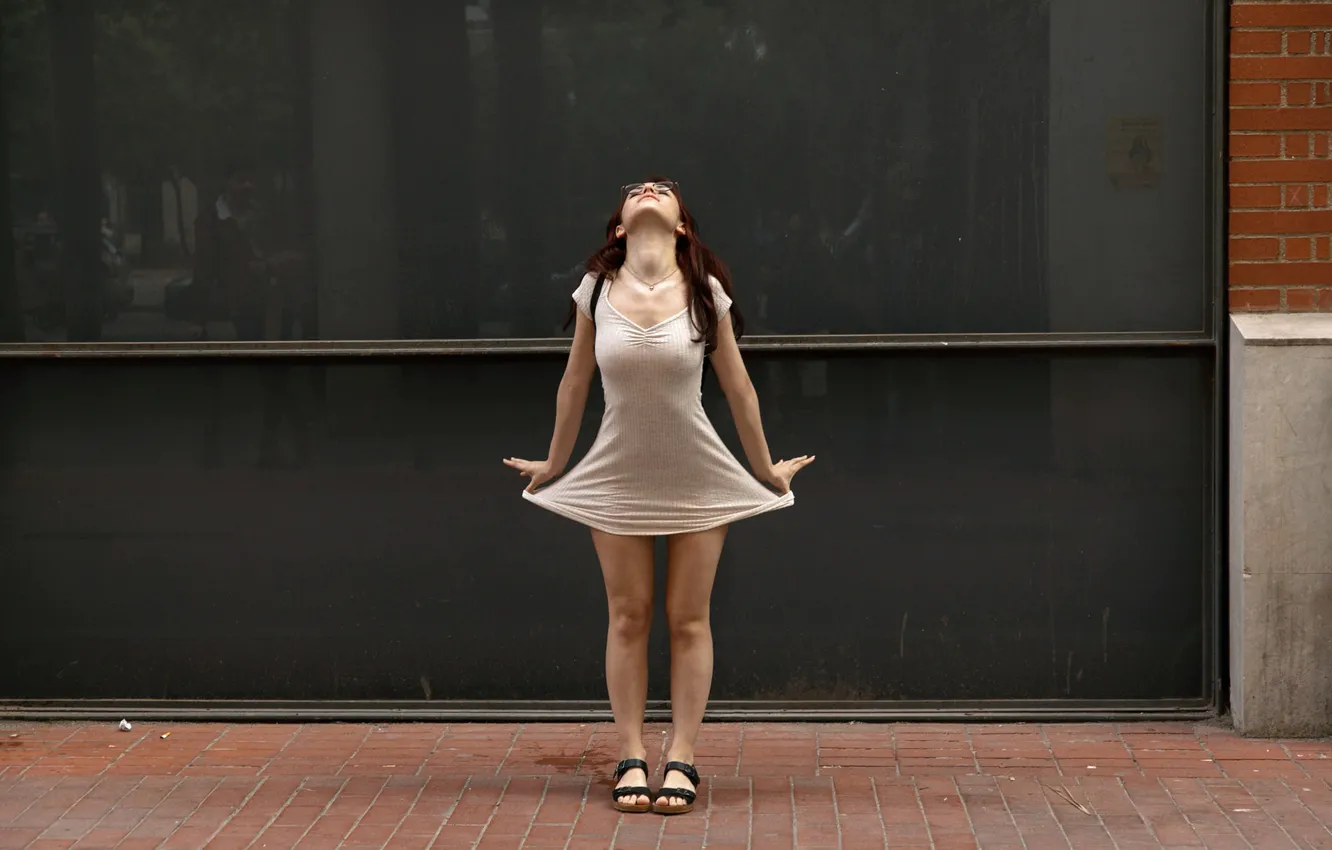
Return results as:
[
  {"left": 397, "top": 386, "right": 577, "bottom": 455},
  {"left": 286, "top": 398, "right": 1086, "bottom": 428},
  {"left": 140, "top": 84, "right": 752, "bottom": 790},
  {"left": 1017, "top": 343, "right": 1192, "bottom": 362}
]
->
[{"left": 1, "top": 721, "right": 1331, "bottom": 849}]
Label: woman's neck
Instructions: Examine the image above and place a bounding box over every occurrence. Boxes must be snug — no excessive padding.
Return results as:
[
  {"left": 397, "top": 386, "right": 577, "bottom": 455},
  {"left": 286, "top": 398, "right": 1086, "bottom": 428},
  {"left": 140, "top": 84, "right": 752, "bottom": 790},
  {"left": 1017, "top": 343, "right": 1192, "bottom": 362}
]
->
[{"left": 622, "top": 230, "right": 678, "bottom": 282}]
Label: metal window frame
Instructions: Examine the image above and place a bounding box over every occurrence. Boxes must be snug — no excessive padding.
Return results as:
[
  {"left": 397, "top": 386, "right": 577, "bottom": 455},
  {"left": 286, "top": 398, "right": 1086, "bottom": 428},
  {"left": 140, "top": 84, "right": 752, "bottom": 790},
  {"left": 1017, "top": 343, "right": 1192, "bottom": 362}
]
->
[
  {"left": 0, "top": 699, "right": 1218, "bottom": 724},
  {"left": 1204, "top": 0, "right": 1230, "bottom": 718},
  {"left": 0, "top": 331, "right": 1216, "bottom": 359},
  {"left": 0, "top": 0, "right": 1229, "bottom": 722}
]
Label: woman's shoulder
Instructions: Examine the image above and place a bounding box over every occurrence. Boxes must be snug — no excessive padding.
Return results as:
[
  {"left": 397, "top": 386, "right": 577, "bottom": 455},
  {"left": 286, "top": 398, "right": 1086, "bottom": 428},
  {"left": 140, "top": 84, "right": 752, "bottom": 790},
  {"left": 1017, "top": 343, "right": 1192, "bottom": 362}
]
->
[
  {"left": 705, "top": 274, "right": 732, "bottom": 314},
  {"left": 572, "top": 271, "right": 602, "bottom": 318},
  {"left": 575, "top": 271, "right": 604, "bottom": 293}
]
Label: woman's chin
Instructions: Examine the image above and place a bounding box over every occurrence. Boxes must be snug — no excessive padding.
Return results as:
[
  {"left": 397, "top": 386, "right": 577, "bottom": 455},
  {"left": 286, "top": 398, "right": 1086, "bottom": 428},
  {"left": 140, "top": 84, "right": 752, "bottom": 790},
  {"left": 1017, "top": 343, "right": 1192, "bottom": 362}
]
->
[{"left": 624, "top": 209, "right": 677, "bottom": 232}]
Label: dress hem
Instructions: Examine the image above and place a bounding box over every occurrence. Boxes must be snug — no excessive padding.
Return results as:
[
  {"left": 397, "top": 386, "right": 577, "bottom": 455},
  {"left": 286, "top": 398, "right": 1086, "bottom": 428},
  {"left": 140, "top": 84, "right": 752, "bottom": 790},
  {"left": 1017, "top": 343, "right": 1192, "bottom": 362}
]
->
[{"left": 521, "top": 488, "right": 794, "bottom": 536}]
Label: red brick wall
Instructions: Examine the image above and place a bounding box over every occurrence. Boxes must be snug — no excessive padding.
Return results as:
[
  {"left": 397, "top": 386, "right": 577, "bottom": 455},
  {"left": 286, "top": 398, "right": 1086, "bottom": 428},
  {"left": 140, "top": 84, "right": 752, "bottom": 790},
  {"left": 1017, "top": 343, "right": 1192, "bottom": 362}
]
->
[{"left": 1229, "top": 2, "right": 1332, "bottom": 312}]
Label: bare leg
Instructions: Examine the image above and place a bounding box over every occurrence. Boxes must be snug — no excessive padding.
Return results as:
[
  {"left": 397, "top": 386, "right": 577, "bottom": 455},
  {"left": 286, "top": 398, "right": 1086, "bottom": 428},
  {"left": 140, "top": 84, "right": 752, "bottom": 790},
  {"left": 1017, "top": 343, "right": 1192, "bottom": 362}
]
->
[
  {"left": 660, "top": 525, "right": 727, "bottom": 807},
  {"left": 591, "top": 529, "right": 655, "bottom": 808}
]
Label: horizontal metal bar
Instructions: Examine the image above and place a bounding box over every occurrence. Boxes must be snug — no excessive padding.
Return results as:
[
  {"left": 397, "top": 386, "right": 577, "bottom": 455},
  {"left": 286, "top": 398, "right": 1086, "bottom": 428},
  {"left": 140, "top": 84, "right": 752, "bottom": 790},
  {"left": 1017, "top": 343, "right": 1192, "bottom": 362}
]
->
[
  {"left": 738, "top": 333, "right": 1216, "bottom": 352},
  {"left": 0, "top": 332, "right": 1217, "bottom": 360},
  {"left": 0, "top": 699, "right": 1217, "bottom": 723}
]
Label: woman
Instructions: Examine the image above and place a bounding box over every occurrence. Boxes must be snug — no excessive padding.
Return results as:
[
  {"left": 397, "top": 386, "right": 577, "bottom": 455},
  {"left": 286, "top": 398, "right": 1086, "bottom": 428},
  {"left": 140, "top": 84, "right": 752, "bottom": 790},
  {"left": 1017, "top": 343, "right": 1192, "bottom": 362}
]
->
[{"left": 504, "top": 179, "right": 814, "bottom": 815}]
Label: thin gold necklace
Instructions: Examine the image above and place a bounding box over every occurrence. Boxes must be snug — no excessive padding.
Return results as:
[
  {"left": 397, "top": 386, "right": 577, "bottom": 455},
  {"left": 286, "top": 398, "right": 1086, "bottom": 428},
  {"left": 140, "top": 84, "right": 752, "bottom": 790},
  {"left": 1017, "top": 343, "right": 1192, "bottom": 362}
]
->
[{"left": 622, "top": 262, "right": 678, "bottom": 291}]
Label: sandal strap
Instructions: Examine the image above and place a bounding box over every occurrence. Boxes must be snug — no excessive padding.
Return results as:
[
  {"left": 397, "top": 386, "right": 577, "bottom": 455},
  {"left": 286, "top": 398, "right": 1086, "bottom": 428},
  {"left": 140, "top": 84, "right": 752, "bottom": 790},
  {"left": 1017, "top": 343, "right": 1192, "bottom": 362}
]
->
[
  {"left": 614, "top": 758, "right": 649, "bottom": 780},
  {"left": 613, "top": 785, "right": 651, "bottom": 800},
  {"left": 655, "top": 786, "right": 697, "bottom": 805},
  {"left": 663, "top": 761, "right": 700, "bottom": 787}
]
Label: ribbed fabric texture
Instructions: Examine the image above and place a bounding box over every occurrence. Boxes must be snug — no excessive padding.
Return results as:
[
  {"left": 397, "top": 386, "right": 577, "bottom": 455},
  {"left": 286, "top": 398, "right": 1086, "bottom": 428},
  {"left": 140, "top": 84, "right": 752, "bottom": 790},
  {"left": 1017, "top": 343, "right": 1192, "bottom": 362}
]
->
[{"left": 523, "top": 273, "right": 794, "bottom": 536}]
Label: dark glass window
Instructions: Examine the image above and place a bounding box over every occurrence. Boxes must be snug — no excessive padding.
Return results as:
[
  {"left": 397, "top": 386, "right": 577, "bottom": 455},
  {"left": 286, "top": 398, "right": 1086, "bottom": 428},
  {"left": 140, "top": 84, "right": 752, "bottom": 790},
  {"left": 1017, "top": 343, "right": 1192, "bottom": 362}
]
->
[{"left": 1, "top": 0, "right": 1208, "bottom": 343}]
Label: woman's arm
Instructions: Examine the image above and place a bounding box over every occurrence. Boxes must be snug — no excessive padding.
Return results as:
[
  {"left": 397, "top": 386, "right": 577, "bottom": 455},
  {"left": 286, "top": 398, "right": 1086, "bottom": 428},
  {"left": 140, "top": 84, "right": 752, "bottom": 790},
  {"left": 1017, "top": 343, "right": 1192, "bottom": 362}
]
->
[
  {"left": 709, "top": 315, "right": 774, "bottom": 481},
  {"left": 545, "top": 310, "right": 598, "bottom": 472},
  {"left": 504, "top": 308, "right": 597, "bottom": 491},
  {"left": 710, "top": 313, "right": 814, "bottom": 493}
]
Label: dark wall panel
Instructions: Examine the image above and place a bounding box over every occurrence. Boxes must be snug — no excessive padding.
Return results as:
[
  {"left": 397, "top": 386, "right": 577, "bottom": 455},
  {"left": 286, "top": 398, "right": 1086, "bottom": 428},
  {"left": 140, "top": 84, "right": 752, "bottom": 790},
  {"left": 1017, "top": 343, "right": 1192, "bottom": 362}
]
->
[{"left": 0, "top": 352, "right": 1210, "bottom": 702}]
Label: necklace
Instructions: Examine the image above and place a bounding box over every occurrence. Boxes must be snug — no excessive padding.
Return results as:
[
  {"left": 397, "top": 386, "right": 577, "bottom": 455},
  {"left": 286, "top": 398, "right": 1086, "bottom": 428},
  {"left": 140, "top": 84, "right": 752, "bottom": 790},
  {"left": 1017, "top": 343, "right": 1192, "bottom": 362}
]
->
[{"left": 622, "top": 262, "right": 678, "bottom": 291}]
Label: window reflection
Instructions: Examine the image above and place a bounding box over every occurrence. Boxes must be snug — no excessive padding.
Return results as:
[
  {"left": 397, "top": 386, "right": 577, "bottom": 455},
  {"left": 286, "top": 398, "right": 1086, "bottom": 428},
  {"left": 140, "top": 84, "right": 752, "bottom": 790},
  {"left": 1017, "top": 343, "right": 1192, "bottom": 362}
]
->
[{"left": 0, "top": 0, "right": 1206, "bottom": 342}]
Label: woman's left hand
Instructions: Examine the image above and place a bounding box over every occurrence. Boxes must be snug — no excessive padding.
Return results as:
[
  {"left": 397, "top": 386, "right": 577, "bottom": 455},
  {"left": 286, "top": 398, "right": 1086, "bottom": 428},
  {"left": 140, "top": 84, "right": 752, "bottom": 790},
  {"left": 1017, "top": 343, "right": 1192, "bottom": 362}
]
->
[
  {"left": 765, "top": 455, "right": 815, "bottom": 494},
  {"left": 504, "top": 457, "right": 558, "bottom": 492}
]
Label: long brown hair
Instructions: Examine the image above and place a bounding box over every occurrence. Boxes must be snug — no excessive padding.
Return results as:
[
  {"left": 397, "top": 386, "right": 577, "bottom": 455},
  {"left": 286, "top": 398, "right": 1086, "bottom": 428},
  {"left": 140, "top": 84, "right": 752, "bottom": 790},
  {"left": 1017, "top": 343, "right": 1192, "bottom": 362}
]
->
[{"left": 564, "top": 178, "right": 744, "bottom": 353}]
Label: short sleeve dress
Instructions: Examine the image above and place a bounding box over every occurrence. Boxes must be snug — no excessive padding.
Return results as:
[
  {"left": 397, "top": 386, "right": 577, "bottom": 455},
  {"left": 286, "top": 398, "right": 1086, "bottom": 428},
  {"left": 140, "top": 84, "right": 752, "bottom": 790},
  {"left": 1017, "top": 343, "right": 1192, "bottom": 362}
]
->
[{"left": 522, "top": 272, "right": 794, "bottom": 536}]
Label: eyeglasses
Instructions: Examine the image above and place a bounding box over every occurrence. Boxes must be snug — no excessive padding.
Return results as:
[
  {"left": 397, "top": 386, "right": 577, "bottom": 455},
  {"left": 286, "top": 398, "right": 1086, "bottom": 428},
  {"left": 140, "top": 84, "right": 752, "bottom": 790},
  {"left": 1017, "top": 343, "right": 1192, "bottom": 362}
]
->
[{"left": 621, "top": 181, "right": 679, "bottom": 197}]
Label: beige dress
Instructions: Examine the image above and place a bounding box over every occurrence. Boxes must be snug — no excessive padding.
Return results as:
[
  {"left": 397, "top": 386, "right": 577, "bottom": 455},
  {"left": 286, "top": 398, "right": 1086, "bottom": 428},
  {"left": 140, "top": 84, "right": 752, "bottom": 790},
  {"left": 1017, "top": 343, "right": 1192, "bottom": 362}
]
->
[{"left": 523, "top": 273, "right": 794, "bottom": 536}]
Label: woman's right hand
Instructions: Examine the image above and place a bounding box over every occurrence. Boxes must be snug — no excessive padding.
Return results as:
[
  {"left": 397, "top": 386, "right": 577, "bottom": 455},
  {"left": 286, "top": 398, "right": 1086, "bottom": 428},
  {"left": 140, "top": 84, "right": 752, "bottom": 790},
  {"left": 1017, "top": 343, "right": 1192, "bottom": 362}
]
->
[
  {"left": 764, "top": 455, "right": 815, "bottom": 495},
  {"left": 503, "top": 457, "right": 558, "bottom": 492}
]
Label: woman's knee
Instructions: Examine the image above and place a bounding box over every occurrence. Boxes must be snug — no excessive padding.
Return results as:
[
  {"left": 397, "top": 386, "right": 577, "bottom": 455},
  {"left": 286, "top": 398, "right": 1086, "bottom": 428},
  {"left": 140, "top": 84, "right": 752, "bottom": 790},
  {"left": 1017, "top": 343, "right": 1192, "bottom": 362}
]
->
[
  {"left": 665, "top": 605, "right": 710, "bottom": 642},
  {"left": 608, "top": 596, "right": 652, "bottom": 641}
]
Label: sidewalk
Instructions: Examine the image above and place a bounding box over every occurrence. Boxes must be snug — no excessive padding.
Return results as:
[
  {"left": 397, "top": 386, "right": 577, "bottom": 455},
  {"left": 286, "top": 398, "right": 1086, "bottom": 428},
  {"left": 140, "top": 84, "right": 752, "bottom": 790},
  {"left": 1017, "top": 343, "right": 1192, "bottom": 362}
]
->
[{"left": 2, "top": 721, "right": 1331, "bottom": 849}]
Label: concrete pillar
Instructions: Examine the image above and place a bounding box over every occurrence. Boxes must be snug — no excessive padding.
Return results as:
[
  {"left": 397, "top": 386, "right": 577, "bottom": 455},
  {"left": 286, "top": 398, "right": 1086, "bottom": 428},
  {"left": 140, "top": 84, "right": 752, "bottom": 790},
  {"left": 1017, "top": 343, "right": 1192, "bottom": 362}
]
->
[{"left": 1230, "top": 314, "right": 1332, "bottom": 736}]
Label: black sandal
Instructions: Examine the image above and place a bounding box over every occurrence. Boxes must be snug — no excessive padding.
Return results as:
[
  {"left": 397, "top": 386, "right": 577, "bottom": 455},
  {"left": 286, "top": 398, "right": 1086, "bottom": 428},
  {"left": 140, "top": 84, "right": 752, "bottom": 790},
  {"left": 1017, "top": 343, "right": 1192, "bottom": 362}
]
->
[
  {"left": 611, "top": 758, "right": 652, "bottom": 814},
  {"left": 651, "top": 761, "right": 700, "bottom": 815}
]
